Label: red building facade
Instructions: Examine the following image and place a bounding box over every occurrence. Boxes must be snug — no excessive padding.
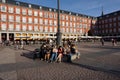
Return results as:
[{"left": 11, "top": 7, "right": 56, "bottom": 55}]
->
[
  {"left": 95, "top": 11, "right": 120, "bottom": 37},
  {"left": 0, "top": 0, "right": 96, "bottom": 42}
]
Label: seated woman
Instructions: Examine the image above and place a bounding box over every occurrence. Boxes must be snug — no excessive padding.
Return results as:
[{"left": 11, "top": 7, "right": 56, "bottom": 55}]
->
[{"left": 56, "top": 46, "right": 64, "bottom": 63}]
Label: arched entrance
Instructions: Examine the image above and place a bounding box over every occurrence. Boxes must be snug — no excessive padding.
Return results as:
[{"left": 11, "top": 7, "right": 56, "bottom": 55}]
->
[{"left": 1, "top": 33, "right": 7, "bottom": 41}]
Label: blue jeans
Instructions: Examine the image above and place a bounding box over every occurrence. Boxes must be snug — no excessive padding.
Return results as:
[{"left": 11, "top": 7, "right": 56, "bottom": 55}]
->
[{"left": 50, "top": 52, "right": 57, "bottom": 61}]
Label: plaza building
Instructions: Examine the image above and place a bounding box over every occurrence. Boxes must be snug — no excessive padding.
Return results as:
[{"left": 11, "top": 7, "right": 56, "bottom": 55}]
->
[
  {"left": 94, "top": 10, "right": 120, "bottom": 37},
  {"left": 0, "top": 0, "right": 96, "bottom": 42}
]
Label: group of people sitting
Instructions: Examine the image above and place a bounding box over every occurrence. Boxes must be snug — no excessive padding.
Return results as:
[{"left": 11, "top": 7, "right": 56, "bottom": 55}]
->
[{"left": 33, "top": 43, "right": 80, "bottom": 63}]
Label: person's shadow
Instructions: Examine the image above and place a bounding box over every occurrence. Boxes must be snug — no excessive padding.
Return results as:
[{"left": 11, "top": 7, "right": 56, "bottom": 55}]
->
[{"left": 21, "top": 51, "right": 35, "bottom": 59}]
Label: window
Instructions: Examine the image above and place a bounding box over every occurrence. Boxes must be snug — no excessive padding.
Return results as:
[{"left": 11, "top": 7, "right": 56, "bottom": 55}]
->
[
  {"left": 44, "top": 19, "right": 48, "bottom": 25},
  {"left": 1, "top": 5, "right": 7, "bottom": 12},
  {"left": 66, "top": 22, "right": 68, "bottom": 26},
  {"left": 119, "top": 28, "right": 120, "bottom": 32},
  {"left": 16, "top": 16, "right": 20, "bottom": 23},
  {"left": 9, "top": 24, "right": 14, "bottom": 31},
  {"left": 34, "top": 18, "right": 38, "bottom": 24},
  {"left": 34, "top": 26, "right": 38, "bottom": 31},
  {"left": 80, "top": 29, "right": 82, "bottom": 33},
  {"left": 70, "top": 17, "right": 72, "bottom": 21},
  {"left": 22, "top": 25, "right": 27, "bottom": 31},
  {"left": 28, "top": 26, "right": 32, "bottom": 31},
  {"left": 49, "top": 13, "right": 53, "bottom": 18},
  {"left": 16, "top": 24, "right": 20, "bottom": 31},
  {"left": 66, "top": 16, "right": 69, "bottom": 20},
  {"left": 114, "top": 28, "right": 116, "bottom": 32},
  {"left": 54, "top": 14, "right": 57, "bottom": 19},
  {"left": 28, "top": 17, "right": 32, "bottom": 23},
  {"left": 74, "top": 29, "right": 76, "bottom": 33},
  {"left": 44, "top": 12, "right": 48, "bottom": 18},
  {"left": 45, "top": 27, "right": 48, "bottom": 32},
  {"left": 118, "top": 16, "right": 120, "bottom": 21},
  {"left": 62, "top": 28, "right": 65, "bottom": 32},
  {"left": 109, "top": 18, "right": 112, "bottom": 22},
  {"left": 1, "top": 23, "right": 6, "bottom": 30},
  {"left": 39, "top": 19, "right": 43, "bottom": 24},
  {"left": 49, "top": 20, "right": 53, "bottom": 26},
  {"left": 62, "top": 15, "right": 65, "bottom": 20},
  {"left": 16, "top": 8, "right": 20, "bottom": 14},
  {"left": 34, "top": 11, "right": 38, "bottom": 16},
  {"left": 113, "top": 17, "right": 116, "bottom": 21},
  {"left": 62, "top": 21, "right": 65, "bottom": 26},
  {"left": 73, "top": 17, "right": 76, "bottom": 21},
  {"left": 22, "top": 9, "right": 27, "bottom": 15},
  {"left": 49, "top": 27, "right": 52, "bottom": 32},
  {"left": 8, "top": 7, "right": 14, "bottom": 13},
  {"left": 118, "top": 22, "right": 120, "bottom": 26},
  {"left": 54, "top": 28, "right": 57, "bottom": 32},
  {"left": 73, "top": 23, "right": 76, "bottom": 27},
  {"left": 28, "top": 10, "right": 32, "bottom": 16},
  {"left": 114, "top": 23, "right": 116, "bottom": 27},
  {"left": 80, "top": 24, "right": 82, "bottom": 28},
  {"left": 70, "top": 22, "right": 72, "bottom": 27},
  {"left": 39, "top": 12, "right": 43, "bottom": 17},
  {"left": 1, "top": 14, "right": 6, "bottom": 21},
  {"left": 40, "top": 26, "right": 43, "bottom": 32},
  {"left": 66, "top": 28, "right": 69, "bottom": 33},
  {"left": 9, "top": 15, "right": 14, "bottom": 22},
  {"left": 2, "top": 0, "right": 6, "bottom": 3},
  {"left": 70, "top": 28, "right": 73, "bottom": 33},
  {"left": 22, "top": 17, "right": 26, "bottom": 23},
  {"left": 54, "top": 21, "right": 57, "bottom": 26}
]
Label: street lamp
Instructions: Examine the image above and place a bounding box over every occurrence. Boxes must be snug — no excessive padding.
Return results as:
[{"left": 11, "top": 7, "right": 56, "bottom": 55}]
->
[{"left": 56, "top": 0, "right": 62, "bottom": 46}]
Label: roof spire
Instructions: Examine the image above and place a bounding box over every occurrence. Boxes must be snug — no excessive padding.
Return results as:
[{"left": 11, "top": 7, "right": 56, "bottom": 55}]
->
[{"left": 101, "top": 6, "right": 104, "bottom": 17}]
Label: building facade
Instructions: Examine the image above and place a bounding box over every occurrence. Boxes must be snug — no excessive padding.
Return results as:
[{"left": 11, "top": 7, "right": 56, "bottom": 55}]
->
[
  {"left": 94, "top": 11, "right": 120, "bottom": 37},
  {"left": 0, "top": 0, "right": 96, "bottom": 42}
]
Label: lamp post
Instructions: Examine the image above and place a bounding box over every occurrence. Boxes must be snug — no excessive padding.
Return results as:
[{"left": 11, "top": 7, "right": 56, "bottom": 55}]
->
[{"left": 56, "top": 0, "right": 62, "bottom": 46}]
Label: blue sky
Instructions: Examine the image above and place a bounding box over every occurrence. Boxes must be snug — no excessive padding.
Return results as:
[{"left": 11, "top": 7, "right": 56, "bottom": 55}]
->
[{"left": 16, "top": 0, "right": 120, "bottom": 17}]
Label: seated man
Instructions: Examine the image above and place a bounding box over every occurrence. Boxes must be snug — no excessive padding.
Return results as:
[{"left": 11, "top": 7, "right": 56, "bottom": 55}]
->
[{"left": 69, "top": 44, "right": 80, "bottom": 61}]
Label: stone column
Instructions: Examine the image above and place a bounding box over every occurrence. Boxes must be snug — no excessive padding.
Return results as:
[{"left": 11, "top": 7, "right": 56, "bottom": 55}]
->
[
  {"left": 7, "top": 33, "right": 9, "bottom": 41},
  {"left": 0, "top": 33, "right": 1, "bottom": 42}
]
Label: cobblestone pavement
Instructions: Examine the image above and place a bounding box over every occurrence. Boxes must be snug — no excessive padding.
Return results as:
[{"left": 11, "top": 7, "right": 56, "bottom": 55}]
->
[{"left": 0, "top": 42, "right": 120, "bottom": 80}]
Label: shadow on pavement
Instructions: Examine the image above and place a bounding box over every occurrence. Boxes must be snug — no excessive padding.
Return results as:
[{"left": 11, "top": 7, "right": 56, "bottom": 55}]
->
[
  {"left": 65, "top": 61, "right": 120, "bottom": 76},
  {"left": 0, "top": 78, "right": 3, "bottom": 80},
  {"left": 21, "top": 51, "right": 34, "bottom": 59}
]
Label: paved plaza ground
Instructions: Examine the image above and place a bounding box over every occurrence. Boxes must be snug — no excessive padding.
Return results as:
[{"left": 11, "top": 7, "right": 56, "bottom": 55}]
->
[{"left": 0, "top": 41, "right": 120, "bottom": 80}]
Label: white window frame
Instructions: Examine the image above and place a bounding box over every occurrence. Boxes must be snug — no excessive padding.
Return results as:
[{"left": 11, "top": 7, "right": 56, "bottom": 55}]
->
[
  {"left": 16, "top": 24, "right": 20, "bottom": 31},
  {"left": 22, "top": 9, "right": 27, "bottom": 15},
  {"left": 34, "top": 26, "right": 38, "bottom": 31},
  {"left": 22, "top": 25, "right": 27, "bottom": 31},
  {"left": 34, "top": 11, "right": 38, "bottom": 16},
  {"left": 8, "top": 7, "right": 14, "bottom": 13},
  {"left": 16, "top": 8, "right": 20, "bottom": 14},
  {"left": 9, "top": 15, "right": 14, "bottom": 22},
  {"left": 28, "top": 10, "right": 32, "bottom": 16},
  {"left": 8, "top": 24, "right": 14, "bottom": 31},
  {"left": 39, "top": 12, "right": 43, "bottom": 17},
  {"left": 28, "top": 17, "right": 32, "bottom": 23},
  {"left": 1, "top": 23, "right": 7, "bottom": 30},
  {"left": 34, "top": 18, "right": 38, "bottom": 24},
  {"left": 28, "top": 25, "right": 33, "bottom": 31},
  {"left": 1, "top": 5, "right": 7, "bottom": 12},
  {"left": 16, "top": 16, "right": 20, "bottom": 23},
  {"left": 22, "top": 17, "right": 26, "bottom": 23},
  {"left": 39, "top": 19, "right": 43, "bottom": 24},
  {"left": 1, "top": 14, "right": 6, "bottom": 21}
]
